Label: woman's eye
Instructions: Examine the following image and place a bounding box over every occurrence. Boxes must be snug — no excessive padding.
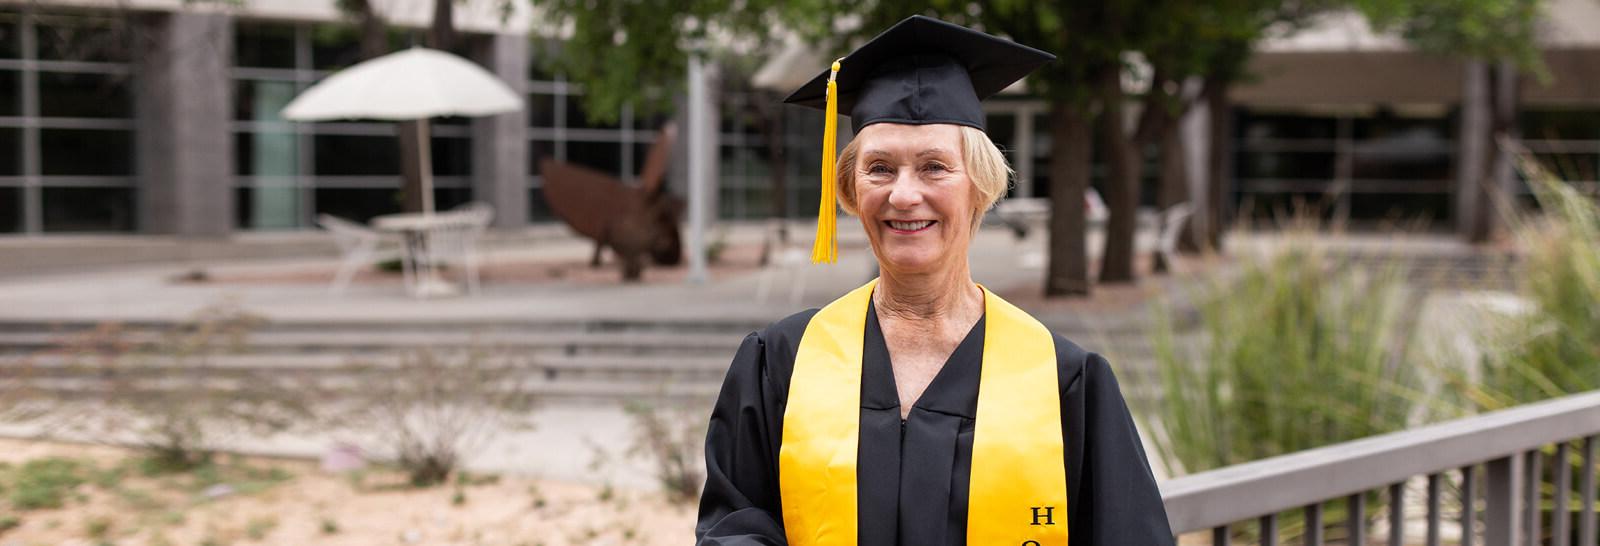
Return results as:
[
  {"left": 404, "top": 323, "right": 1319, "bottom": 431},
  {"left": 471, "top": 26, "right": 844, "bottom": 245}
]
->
[
  {"left": 867, "top": 164, "right": 893, "bottom": 175},
  {"left": 923, "top": 162, "right": 950, "bottom": 173}
]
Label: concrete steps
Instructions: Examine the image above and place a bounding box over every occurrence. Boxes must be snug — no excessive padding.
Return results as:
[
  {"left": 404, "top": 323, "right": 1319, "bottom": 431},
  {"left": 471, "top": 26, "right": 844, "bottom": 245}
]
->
[{"left": 0, "top": 316, "right": 759, "bottom": 403}]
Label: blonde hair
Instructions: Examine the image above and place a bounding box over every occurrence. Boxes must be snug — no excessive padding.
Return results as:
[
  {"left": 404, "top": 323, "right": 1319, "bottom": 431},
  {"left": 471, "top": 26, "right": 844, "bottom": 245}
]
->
[{"left": 834, "top": 124, "right": 1012, "bottom": 229}]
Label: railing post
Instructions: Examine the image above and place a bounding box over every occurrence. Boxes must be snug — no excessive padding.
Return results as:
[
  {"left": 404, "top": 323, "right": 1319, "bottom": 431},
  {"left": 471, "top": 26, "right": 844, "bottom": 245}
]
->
[
  {"left": 1554, "top": 442, "right": 1570, "bottom": 546},
  {"left": 1526, "top": 448, "right": 1543, "bottom": 546},
  {"left": 1389, "top": 482, "right": 1405, "bottom": 546},
  {"left": 1349, "top": 493, "right": 1368, "bottom": 546},
  {"left": 1486, "top": 453, "right": 1524, "bottom": 546},
  {"left": 1464, "top": 465, "right": 1478, "bottom": 546},
  {"left": 1581, "top": 436, "right": 1596, "bottom": 546},
  {"left": 1307, "top": 502, "right": 1325, "bottom": 546}
]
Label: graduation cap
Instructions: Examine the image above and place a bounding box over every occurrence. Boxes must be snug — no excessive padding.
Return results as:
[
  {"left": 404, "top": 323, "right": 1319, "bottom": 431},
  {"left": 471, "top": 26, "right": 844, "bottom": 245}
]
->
[{"left": 784, "top": 15, "right": 1055, "bottom": 263}]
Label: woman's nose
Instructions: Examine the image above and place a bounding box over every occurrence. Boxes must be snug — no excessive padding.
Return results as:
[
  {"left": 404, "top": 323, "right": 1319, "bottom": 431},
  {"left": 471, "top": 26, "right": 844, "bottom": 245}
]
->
[{"left": 886, "top": 172, "right": 923, "bottom": 209}]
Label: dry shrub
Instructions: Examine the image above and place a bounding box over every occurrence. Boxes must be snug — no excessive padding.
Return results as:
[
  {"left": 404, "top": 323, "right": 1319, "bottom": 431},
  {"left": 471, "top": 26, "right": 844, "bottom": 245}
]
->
[
  {"left": 623, "top": 399, "right": 705, "bottom": 504},
  {"left": 11, "top": 300, "right": 316, "bottom": 471},
  {"left": 333, "top": 346, "right": 538, "bottom": 487}
]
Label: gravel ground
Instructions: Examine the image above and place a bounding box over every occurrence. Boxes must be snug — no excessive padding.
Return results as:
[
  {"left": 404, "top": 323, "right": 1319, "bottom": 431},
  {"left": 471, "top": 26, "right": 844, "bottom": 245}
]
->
[{"left": 0, "top": 438, "right": 696, "bottom": 546}]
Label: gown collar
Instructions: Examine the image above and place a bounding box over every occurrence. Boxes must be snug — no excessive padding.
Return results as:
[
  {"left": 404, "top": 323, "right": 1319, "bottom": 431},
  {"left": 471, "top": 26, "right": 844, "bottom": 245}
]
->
[{"left": 862, "top": 298, "right": 986, "bottom": 419}]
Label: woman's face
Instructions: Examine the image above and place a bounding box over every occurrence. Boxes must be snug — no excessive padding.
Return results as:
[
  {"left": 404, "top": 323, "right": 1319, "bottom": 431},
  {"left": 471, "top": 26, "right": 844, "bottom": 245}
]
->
[{"left": 852, "top": 123, "right": 977, "bottom": 276}]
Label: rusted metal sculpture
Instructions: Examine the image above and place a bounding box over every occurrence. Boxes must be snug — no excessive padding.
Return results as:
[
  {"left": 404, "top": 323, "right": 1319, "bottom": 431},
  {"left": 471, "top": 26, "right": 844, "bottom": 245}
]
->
[{"left": 540, "top": 123, "right": 683, "bottom": 281}]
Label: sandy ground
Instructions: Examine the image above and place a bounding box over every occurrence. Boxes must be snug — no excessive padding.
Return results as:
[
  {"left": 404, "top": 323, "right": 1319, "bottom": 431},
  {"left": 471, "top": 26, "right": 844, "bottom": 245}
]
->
[{"left": 0, "top": 438, "right": 697, "bottom": 546}]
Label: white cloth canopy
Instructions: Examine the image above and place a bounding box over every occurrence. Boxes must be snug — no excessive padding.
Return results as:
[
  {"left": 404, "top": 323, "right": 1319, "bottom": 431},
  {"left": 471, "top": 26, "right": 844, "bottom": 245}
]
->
[
  {"left": 282, "top": 47, "right": 523, "bottom": 214},
  {"left": 283, "top": 47, "right": 521, "bottom": 121}
]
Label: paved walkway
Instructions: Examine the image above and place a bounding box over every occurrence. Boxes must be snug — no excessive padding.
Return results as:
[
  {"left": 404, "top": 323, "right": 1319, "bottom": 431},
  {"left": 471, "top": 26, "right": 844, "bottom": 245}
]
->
[{"left": 0, "top": 223, "right": 1503, "bottom": 488}]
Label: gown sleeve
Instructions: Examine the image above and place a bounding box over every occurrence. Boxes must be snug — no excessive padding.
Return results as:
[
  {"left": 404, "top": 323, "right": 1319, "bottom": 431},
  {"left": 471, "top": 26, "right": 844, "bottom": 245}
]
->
[
  {"left": 1070, "top": 351, "right": 1176, "bottom": 546},
  {"left": 696, "top": 332, "right": 789, "bottom": 545}
]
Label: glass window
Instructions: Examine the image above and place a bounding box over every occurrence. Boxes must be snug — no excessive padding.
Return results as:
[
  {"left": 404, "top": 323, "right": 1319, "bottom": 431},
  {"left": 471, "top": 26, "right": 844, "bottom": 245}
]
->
[
  {"left": 0, "top": 127, "right": 19, "bottom": 175},
  {"left": 1352, "top": 114, "right": 1451, "bottom": 142},
  {"left": 0, "top": 70, "right": 18, "bottom": 116},
  {"left": 313, "top": 133, "right": 399, "bottom": 176},
  {"left": 527, "top": 93, "right": 556, "bottom": 127},
  {"left": 1530, "top": 153, "right": 1600, "bottom": 182},
  {"left": 567, "top": 140, "right": 621, "bottom": 176},
  {"left": 0, "top": 13, "right": 20, "bottom": 59},
  {"left": 740, "top": 186, "right": 773, "bottom": 218},
  {"left": 234, "top": 22, "right": 297, "bottom": 69},
  {"left": 36, "top": 16, "right": 129, "bottom": 63},
  {"left": 236, "top": 79, "right": 298, "bottom": 122},
  {"left": 1236, "top": 151, "right": 1336, "bottom": 180},
  {"left": 719, "top": 186, "right": 741, "bottom": 219},
  {"left": 433, "top": 187, "right": 472, "bottom": 211},
  {"left": 1237, "top": 113, "right": 1337, "bottom": 141},
  {"left": 529, "top": 139, "right": 555, "bottom": 176},
  {"left": 431, "top": 136, "right": 471, "bottom": 176},
  {"left": 1349, "top": 193, "right": 1451, "bottom": 223},
  {"left": 236, "top": 185, "right": 302, "bottom": 230},
  {"left": 1522, "top": 108, "right": 1600, "bottom": 141},
  {"left": 41, "top": 129, "right": 132, "bottom": 175},
  {"left": 633, "top": 110, "right": 670, "bottom": 132},
  {"left": 311, "top": 25, "right": 364, "bottom": 71},
  {"left": 0, "top": 186, "right": 19, "bottom": 232},
  {"left": 39, "top": 71, "right": 132, "bottom": 118},
  {"left": 529, "top": 187, "right": 554, "bottom": 222},
  {"left": 314, "top": 187, "right": 402, "bottom": 223},
  {"left": 633, "top": 142, "right": 655, "bottom": 178},
  {"left": 235, "top": 131, "right": 298, "bottom": 176},
  {"left": 987, "top": 113, "right": 1017, "bottom": 157},
  {"left": 566, "top": 96, "right": 621, "bottom": 130},
  {"left": 1350, "top": 149, "right": 1452, "bottom": 181},
  {"left": 42, "top": 187, "right": 133, "bottom": 232}
]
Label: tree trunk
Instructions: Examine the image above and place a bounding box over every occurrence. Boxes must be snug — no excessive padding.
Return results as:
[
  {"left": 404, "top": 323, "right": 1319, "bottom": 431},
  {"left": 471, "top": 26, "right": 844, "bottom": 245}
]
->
[
  {"left": 1153, "top": 113, "right": 1189, "bottom": 273},
  {"left": 1201, "top": 74, "right": 1232, "bottom": 252},
  {"left": 1467, "top": 62, "right": 1519, "bottom": 244},
  {"left": 1098, "top": 69, "right": 1139, "bottom": 284},
  {"left": 1044, "top": 103, "right": 1092, "bottom": 297}
]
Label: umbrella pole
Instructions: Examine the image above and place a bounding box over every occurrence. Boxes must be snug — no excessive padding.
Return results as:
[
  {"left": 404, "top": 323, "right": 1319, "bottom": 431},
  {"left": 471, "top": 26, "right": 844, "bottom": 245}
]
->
[{"left": 417, "top": 118, "right": 435, "bottom": 215}]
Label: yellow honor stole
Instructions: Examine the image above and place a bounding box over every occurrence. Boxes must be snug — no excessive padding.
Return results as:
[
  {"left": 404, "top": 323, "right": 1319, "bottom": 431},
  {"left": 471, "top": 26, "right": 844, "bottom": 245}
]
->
[{"left": 779, "top": 278, "right": 1069, "bottom": 546}]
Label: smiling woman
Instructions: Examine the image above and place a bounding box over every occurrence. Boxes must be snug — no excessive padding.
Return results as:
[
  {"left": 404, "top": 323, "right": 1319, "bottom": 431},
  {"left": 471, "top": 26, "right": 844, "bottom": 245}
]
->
[{"left": 696, "top": 15, "right": 1174, "bottom": 546}]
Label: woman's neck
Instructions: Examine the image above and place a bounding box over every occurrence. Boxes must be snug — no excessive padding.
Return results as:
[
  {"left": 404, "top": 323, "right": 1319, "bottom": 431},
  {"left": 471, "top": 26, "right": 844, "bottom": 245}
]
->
[{"left": 874, "top": 264, "right": 983, "bottom": 323}]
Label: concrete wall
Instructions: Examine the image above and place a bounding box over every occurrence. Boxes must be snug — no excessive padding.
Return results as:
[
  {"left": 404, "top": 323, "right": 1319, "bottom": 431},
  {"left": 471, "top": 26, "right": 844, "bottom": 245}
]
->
[
  {"left": 134, "top": 11, "right": 234, "bottom": 237},
  {"left": 471, "top": 34, "right": 530, "bottom": 228}
]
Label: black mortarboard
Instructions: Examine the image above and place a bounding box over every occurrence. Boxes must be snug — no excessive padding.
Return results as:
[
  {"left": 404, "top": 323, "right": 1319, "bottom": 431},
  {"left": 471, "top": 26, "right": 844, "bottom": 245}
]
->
[
  {"left": 788, "top": 15, "right": 1053, "bottom": 264},
  {"left": 784, "top": 15, "right": 1055, "bottom": 134}
]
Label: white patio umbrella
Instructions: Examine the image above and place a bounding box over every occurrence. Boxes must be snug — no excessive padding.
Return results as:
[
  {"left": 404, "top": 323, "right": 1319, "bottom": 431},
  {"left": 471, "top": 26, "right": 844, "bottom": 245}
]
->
[{"left": 282, "top": 47, "right": 522, "bottom": 214}]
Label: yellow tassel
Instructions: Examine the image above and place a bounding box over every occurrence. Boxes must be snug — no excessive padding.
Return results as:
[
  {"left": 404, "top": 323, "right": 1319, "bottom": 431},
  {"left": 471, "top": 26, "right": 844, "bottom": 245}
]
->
[{"left": 812, "top": 59, "right": 842, "bottom": 264}]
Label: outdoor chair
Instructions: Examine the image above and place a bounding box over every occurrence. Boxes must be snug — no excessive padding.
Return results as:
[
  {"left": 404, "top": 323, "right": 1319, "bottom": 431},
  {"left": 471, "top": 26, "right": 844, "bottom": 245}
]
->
[
  {"left": 1156, "top": 202, "right": 1194, "bottom": 272},
  {"left": 317, "top": 213, "right": 393, "bottom": 296},
  {"left": 419, "top": 208, "right": 493, "bottom": 295},
  {"left": 755, "top": 221, "right": 811, "bottom": 306}
]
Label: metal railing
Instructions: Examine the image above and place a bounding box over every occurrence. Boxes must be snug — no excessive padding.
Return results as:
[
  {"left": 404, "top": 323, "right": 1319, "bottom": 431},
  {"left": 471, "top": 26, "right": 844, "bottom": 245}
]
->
[{"left": 1161, "top": 390, "right": 1600, "bottom": 546}]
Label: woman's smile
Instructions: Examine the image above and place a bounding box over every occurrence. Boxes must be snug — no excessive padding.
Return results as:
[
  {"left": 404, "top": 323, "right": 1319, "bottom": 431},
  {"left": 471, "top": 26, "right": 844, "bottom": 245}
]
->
[{"left": 885, "top": 219, "right": 937, "bottom": 233}]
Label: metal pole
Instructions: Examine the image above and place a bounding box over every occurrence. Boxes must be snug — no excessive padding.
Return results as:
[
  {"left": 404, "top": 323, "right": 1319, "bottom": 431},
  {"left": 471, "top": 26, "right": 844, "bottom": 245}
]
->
[
  {"left": 686, "top": 54, "right": 709, "bottom": 284},
  {"left": 418, "top": 119, "right": 435, "bottom": 215}
]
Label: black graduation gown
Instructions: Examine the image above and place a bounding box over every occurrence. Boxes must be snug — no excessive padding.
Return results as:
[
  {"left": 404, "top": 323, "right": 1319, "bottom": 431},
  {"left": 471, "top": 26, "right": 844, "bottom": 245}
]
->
[{"left": 695, "top": 303, "right": 1175, "bottom": 546}]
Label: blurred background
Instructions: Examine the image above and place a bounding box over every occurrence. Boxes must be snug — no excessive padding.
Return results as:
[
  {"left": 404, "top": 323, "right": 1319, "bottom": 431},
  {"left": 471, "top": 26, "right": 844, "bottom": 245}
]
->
[{"left": 1, "top": 0, "right": 1599, "bottom": 545}]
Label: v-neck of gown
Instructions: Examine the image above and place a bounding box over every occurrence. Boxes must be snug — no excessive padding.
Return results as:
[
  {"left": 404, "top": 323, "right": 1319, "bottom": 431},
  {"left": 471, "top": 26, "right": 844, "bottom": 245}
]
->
[{"left": 859, "top": 298, "right": 987, "bottom": 546}]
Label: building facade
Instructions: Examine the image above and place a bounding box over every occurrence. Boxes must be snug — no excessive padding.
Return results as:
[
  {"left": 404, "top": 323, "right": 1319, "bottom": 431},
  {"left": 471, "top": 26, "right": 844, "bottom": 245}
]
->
[{"left": 4, "top": 1, "right": 1600, "bottom": 236}]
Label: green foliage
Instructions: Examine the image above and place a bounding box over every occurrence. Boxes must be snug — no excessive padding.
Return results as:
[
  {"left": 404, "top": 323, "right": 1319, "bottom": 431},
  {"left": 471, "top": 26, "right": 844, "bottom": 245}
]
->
[
  {"left": 536, "top": 0, "right": 797, "bottom": 124},
  {"left": 1451, "top": 147, "right": 1600, "bottom": 410},
  {"left": 1148, "top": 241, "right": 1420, "bottom": 474},
  {"left": 9, "top": 457, "right": 89, "bottom": 510},
  {"left": 0, "top": 514, "right": 19, "bottom": 535},
  {"left": 1357, "top": 0, "right": 1546, "bottom": 78}
]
